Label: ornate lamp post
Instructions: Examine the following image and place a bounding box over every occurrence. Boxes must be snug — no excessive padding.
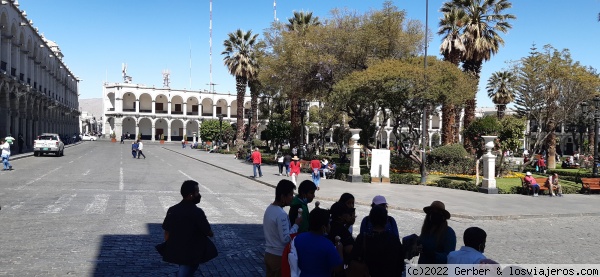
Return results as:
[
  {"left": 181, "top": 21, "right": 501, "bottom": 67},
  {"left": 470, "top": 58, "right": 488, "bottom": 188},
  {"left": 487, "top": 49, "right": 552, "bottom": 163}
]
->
[{"left": 217, "top": 114, "right": 224, "bottom": 146}]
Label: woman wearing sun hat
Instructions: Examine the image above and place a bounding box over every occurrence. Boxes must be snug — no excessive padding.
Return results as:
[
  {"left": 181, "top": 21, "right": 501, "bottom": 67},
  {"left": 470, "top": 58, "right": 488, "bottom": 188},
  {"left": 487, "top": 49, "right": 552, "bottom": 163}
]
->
[
  {"left": 289, "top": 156, "right": 302, "bottom": 185},
  {"left": 417, "top": 200, "right": 456, "bottom": 264}
]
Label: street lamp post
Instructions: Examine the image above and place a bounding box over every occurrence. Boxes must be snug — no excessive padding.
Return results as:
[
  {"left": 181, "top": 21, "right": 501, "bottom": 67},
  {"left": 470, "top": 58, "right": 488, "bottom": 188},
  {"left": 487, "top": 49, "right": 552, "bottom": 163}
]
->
[
  {"left": 247, "top": 110, "right": 253, "bottom": 149},
  {"left": 594, "top": 97, "right": 600, "bottom": 176},
  {"left": 298, "top": 100, "right": 308, "bottom": 159},
  {"left": 217, "top": 114, "right": 224, "bottom": 147}
]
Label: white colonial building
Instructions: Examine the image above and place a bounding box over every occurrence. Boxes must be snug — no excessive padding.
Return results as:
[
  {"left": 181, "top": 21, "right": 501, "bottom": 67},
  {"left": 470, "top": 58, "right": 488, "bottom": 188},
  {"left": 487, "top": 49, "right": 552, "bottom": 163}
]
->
[
  {"left": 0, "top": 0, "right": 80, "bottom": 149},
  {"left": 102, "top": 76, "right": 253, "bottom": 142}
]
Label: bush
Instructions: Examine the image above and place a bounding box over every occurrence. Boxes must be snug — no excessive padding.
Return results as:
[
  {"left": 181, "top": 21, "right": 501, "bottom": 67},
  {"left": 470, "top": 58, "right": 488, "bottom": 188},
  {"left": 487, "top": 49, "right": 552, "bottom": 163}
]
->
[
  {"left": 362, "top": 174, "right": 371, "bottom": 183},
  {"left": 428, "top": 157, "right": 475, "bottom": 175},
  {"left": 428, "top": 144, "right": 469, "bottom": 163},
  {"left": 433, "top": 179, "right": 479, "bottom": 192},
  {"left": 390, "top": 173, "right": 420, "bottom": 185}
]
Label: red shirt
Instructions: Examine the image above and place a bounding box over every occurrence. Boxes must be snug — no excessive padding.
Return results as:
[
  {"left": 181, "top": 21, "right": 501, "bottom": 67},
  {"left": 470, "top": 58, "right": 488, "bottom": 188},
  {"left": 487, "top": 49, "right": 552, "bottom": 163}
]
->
[
  {"left": 310, "top": 159, "right": 321, "bottom": 170},
  {"left": 289, "top": 161, "right": 301, "bottom": 175},
  {"left": 251, "top": 150, "right": 262, "bottom": 164}
]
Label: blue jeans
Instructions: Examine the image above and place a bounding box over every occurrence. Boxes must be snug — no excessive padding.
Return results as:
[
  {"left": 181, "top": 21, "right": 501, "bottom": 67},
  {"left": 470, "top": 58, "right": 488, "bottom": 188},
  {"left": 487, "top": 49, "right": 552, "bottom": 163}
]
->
[
  {"left": 253, "top": 164, "right": 262, "bottom": 177},
  {"left": 531, "top": 184, "right": 540, "bottom": 194},
  {"left": 312, "top": 169, "right": 320, "bottom": 186},
  {"left": 177, "top": 264, "right": 199, "bottom": 277},
  {"left": 285, "top": 162, "right": 290, "bottom": 174},
  {"left": 2, "top": 155, "right": 10, "bottom": 170}
]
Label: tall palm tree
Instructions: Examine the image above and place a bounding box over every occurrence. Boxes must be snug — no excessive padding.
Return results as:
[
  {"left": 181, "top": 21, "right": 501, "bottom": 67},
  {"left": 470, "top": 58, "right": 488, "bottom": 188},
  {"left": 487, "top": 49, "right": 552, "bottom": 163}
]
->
[
  {"left": 486, "top": 71, "right": 516, "bottom": 119},
  {"left": 438, "top": 7, "right": 467, "bottom": 145},
  {"left": 286, "top": 11, "right": 320, "bottom": 33},
  {"left": 284, "top": 11, "right": 321, "bottom": 149},
  {"left": 441, "top": 0, "right": 515, "bottom": 151},
  {"left": 222, "top": 29, "right": 258, "bottom": 152}
]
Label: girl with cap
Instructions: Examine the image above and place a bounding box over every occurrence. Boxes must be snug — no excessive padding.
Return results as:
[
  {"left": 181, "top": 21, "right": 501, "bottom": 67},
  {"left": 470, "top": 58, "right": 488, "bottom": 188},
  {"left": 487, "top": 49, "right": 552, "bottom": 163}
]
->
[
  {"left": 417, "top": 200, "right": 456, "bottom": 264},
  {"left": 359, "top": 195, "right": 399, "bottom": 238}
]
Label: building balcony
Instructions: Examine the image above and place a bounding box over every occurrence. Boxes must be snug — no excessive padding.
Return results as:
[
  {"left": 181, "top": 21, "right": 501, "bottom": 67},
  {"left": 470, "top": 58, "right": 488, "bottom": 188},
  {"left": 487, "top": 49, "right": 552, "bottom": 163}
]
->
[
  {"left": 172, "top": 111, "right": 183, "bottom": 115},
  {"left": 156, "top": 110, "right": 168, "bottom": 114},
  {"left": 140, "top": 109, "right": 152, "bottom": 113},
  {"left": 187, "top": 112, "right": 199, "bottom": 116}
]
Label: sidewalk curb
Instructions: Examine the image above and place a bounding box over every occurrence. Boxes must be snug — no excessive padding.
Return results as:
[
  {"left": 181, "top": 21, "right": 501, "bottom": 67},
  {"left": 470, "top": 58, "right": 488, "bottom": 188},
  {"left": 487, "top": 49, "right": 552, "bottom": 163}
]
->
[
  {"left": 10, "top": 141, "right": 84, "bottom": 161},
  {"left": 164, "top": 147, "right": 600, "bottom": 221},
  {"left": 162, "top": 147, "right": 277, "bottom": 189}
]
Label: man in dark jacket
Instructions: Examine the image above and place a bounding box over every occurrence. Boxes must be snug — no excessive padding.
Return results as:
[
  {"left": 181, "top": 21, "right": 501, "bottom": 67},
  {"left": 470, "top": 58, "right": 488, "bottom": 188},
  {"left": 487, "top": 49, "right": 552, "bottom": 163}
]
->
[
  {"left": 288, "top": 180, "right": 317, "bottom": 233},
  {"left": 162, "top": 180, "right": 215, "bottom": 276}
]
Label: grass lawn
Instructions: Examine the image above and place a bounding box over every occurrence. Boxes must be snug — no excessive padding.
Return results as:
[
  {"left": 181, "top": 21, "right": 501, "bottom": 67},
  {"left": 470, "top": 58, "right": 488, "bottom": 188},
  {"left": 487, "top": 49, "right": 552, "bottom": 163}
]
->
[{"left": 427, "top": 173, "right": 580, "bottom": 193}]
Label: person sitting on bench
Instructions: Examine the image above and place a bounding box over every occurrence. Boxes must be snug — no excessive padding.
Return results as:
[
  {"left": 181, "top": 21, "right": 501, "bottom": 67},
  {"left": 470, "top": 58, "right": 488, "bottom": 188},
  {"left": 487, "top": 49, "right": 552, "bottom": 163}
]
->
[
  {"left": 546, "top": 173, "right": 563, "bottom": 197},
  {"left": 524, "top": 172, "right": 540, "bottom": 197}
]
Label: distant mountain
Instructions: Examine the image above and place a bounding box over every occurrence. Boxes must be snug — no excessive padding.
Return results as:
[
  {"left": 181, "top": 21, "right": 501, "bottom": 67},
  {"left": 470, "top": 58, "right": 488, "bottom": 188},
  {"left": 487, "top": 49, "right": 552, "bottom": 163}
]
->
[{"left": 79, "top": 98, "right": 103, "bottom": 119}]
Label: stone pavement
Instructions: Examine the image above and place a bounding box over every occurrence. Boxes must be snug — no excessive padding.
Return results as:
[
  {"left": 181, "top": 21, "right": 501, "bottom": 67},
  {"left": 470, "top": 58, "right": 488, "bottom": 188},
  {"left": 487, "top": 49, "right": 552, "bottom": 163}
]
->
[{"left": 162, "top": 144, "right": 600, "bottom": 220}]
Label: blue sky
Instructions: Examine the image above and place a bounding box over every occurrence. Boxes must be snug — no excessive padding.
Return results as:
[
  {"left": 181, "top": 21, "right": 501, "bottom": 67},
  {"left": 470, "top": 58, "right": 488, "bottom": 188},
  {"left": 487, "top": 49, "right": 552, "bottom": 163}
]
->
[{"left": 21, "top": 0, "right": 600, "bottom": 109}]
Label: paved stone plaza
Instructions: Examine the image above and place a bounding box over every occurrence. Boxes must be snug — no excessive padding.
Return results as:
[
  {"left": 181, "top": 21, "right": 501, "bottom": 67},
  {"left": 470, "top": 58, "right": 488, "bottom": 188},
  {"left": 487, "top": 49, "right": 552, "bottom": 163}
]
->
[{"left": 0, "top": 141, "right": 599, "bottom": 276}]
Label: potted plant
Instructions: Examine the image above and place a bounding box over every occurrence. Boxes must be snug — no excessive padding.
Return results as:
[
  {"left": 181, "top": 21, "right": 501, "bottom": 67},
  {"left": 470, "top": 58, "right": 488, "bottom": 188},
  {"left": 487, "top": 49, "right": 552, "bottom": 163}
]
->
[
  {"left": 160, "top": 134, "right": 165, "bottom": 144},
  {"left": 110, "top": 132, "right": 117, "bottom": 143}
]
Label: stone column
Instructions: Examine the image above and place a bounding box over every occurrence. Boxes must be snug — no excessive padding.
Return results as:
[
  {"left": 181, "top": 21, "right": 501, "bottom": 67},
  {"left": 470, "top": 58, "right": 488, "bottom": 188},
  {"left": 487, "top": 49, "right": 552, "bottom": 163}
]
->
[
  {"left": 167, "top": 101, "right": 171, "bottom": 115},
  {"left": 347, "top": 128, "right": 362, "bottom": 182},
  {"left": 167, "top": 120, "right": 172, "bottom": 142},
  {"left": 227, "top": 105, "right": 231, "bottom": 118},
  {"left": 135, "top": 99, "right": 139, "bottom": 113},
  {"left": 212, "top": 104, "right": 217, "bottom": 118},
  {"left": 135, "top": 123, "right": 140, "bottom": 140},
  {"left": 151, "top": 100, "right": 156, "bottom": 114},
  {"left": 151, "top": 122, "right": 156, "bottom": 141},
  {"left": 480, "top": 135, "right": 498, "bottom": 194}
]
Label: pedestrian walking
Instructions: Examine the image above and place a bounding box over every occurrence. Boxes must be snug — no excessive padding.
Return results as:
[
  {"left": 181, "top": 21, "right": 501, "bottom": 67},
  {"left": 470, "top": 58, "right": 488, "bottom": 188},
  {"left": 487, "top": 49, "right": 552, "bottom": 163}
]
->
[
  {"left": 251, "top": 147, "right": 263, "bottom": 178},
  {"left": 159, "top": 180, "right": 216, "bottom": 277},
  {"left": 137, "top": 140, "right": 146, "bottom": 159},
  {"left": 182, "top": 139, "right": 186, "bottom": 149},
  {"left": 263, "top": 180, "right": 302, "bottom": 277},
  {"left": 277, "top": 154, "right": 284, "bottom": 176},
  {"left": 289, "top": 156, "right": 301, "bottom": 185},
  {"left": 131, "top": 141, "right": 138, "bottom": 158},
  {"left": 310, "top": 157, "right": 321, "bottom": 190},
  {"left": 17, "top": 133, "right": 24, "bottom": 153},
  {"left": 1, "top": 139, "right": 12, "bottom": 171},
  {"left": 120, "top": 134, "right": 125, "bottom": 144},
  {"left": 417, "top": 200, "right": 456, "bottom": 264},
  {"left": 288, "top": 180, "right": 317, "bottom": 233},
  {"left": 283, "top": 153, "right": 292, "bottom": 177}
]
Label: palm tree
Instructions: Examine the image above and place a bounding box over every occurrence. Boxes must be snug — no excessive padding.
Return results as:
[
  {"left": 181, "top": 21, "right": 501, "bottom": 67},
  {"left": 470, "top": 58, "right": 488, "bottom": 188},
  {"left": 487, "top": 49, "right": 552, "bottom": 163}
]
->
[
  {"left": 286, "top": 11, "right": 320, "bottom": 33},
  {"left": 438, "top": 7, "right": 467, "bottom": 145},
  {"left": 222, "top": 29, "right": 259, "bottom": 152},
  {"left": 441, "top": 0, "right": 515, "bottom": 151},
  {"left": 284, "top": 11, "right": 321, "bottom": 149},
  {"left": 486, "top": 71, "right": 516, "bottom": 119}
]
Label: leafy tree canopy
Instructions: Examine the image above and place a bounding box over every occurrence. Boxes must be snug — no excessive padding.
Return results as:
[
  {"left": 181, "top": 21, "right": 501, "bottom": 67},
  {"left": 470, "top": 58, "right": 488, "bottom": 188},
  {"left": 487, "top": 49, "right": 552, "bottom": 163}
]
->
[{"left": 200, "top": 119, "right": 233, "bottom": 143}]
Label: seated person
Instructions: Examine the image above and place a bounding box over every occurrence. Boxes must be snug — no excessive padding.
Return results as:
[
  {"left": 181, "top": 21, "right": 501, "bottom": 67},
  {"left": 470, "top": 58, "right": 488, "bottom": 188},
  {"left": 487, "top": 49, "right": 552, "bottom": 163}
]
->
[
  {"left": 546, "top": 173, "right": 563, "bottom": 197},
  {"left": 523, "top": 172, "right": 540, "bottom": 197},
  {"left": 327, "top": 162, "right": 337, "bottom": 179}
]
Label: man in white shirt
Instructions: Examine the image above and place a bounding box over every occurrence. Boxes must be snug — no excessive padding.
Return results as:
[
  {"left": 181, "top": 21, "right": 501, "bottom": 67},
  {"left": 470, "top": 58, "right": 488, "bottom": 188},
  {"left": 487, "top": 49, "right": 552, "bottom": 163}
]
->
[
  {"left": 447, "top": 227, "right": 487, "bottom": 264},
  {"left": 136, "top": 140, "right": 146, "bottom": 159},
  {"left": 1, "top": 138, "right": 12, "bottom": 171},
  {"left": 263, "top": 180, "right": 302, "bottom": 277}
]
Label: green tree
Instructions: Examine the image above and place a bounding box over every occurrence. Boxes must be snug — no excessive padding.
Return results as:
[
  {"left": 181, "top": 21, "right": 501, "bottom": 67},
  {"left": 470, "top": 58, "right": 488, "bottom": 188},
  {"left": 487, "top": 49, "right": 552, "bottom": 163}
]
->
[
  {"left": 486, "top": 71, "right": 516, "bottom": 119},
  {"left": 263, "top": 116, "right": 291, "bottom": 152},
  {"left": 463, "top": 115, "right": 502, "bottom": 183},
  {"left": 513, "top": 45, "right": 600, "bottom": 169},
  {"left": 496, "top": 116, "right": 526, "bottom": 176},
  {"left": 200, "top": 119, "right": 232, "bottom": 143},
  {"left": 441, "top": 0, "right": 516, "bottom": 151},
  {"left": 222, "top": 29, "right": 259, "bottom": 152}
]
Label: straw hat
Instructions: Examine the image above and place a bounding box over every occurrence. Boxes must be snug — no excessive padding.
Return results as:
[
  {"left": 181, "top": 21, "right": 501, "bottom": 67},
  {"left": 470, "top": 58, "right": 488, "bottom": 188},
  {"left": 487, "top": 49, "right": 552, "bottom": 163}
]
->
[
  {"left": 423, "top": 200, "right": 450, "bottom": 219},
  {"left": 292, "top": 156, "right": 300, "bottom": 161}
]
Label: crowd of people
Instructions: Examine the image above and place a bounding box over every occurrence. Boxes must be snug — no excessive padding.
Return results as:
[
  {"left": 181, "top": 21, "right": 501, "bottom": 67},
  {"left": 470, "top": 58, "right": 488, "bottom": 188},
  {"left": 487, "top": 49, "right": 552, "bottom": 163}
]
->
[{"left": 262, "top": 179, "right": 495, "bottom": 277}]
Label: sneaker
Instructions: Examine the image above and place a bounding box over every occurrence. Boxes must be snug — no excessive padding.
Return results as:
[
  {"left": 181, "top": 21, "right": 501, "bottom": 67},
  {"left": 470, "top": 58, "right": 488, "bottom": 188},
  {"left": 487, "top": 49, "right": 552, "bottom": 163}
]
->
[
  {"left": 558, "top": 193, "right": 563, "bottom": 197},
  {"left": 533, "top": 193, "right": 539, "bottom": 197},
  {"left": 9, "top": 166, "right": 12, "bottom": 170}
]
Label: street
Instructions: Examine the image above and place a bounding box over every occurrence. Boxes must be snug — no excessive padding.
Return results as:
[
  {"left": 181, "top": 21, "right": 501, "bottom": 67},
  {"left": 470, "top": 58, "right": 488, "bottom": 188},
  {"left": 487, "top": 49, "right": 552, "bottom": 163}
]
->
[{"left": 1, "top": 141, "right": 599, "bottom": 276}]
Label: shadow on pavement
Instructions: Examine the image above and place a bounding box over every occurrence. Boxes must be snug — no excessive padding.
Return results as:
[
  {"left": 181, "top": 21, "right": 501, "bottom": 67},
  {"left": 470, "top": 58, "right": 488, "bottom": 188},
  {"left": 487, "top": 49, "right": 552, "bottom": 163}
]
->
[{"left": 92, "top": 223, "right": 265, "bottom": 277}]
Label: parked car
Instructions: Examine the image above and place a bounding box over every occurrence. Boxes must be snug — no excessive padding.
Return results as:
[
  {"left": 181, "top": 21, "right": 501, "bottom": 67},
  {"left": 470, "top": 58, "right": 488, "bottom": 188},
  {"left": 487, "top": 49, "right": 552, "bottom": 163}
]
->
[
  {"left": 81, "top": 134, "right": 98, "bottom": 141},
  {"left": 33, "top": 133, "right": 65, "bottom": 157}
]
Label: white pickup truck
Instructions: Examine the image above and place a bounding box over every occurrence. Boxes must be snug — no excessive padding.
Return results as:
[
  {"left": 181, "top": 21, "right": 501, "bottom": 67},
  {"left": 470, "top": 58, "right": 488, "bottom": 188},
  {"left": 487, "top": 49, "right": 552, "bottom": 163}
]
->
[{"left": 33, "top": 133, "right": 65, "bottom": 157}]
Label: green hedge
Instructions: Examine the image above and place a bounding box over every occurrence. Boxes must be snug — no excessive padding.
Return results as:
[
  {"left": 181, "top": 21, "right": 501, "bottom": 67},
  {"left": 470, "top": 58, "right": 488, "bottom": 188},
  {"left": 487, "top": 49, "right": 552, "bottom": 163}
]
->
[{"left": 390, "top": 173, "right": 420, "bottom": 185}]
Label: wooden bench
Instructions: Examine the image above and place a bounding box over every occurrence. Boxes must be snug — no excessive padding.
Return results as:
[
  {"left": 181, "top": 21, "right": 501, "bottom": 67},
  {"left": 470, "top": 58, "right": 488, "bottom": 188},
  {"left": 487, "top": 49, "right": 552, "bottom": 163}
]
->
[
  {"left": 580, "top": 178, "right": 600, "bottom": 195},
  {"left": 521, "top": 177, "right": 557, "bottom": 195}
]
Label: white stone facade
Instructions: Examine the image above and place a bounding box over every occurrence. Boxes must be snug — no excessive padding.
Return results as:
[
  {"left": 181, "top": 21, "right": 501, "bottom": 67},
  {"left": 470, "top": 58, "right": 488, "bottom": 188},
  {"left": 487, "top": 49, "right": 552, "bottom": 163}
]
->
[
  {"left": 102, "top": 82, "right": 252, "bottom": 142},
  {"left": 0, "top": 1, "right": 80, "bottom": 149}
]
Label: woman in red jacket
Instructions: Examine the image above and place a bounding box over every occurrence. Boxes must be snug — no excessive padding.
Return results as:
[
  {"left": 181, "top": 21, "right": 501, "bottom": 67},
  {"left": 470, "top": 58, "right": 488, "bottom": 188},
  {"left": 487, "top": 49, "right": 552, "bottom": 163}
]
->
[{"left": 289, "top": 156, "right": 301, "bottom": 185}]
